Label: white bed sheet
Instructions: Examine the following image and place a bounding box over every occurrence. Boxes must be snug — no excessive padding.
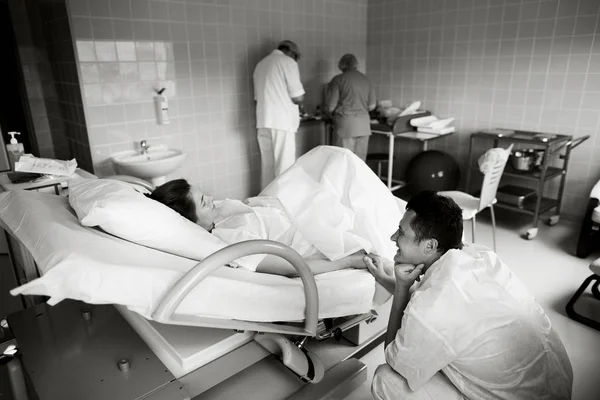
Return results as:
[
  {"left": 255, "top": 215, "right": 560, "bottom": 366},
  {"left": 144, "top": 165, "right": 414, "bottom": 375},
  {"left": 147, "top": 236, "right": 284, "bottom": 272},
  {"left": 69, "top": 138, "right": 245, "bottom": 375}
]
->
[{"left": 1, "top": 190, "right": 387, "bottom": 322}]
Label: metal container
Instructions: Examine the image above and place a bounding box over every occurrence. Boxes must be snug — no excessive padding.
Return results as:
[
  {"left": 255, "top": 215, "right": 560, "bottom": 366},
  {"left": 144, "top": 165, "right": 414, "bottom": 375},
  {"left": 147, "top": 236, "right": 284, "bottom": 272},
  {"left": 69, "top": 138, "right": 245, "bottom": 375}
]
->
[{"left": 510, "top": 149, "right": 543, "bottom": 171}]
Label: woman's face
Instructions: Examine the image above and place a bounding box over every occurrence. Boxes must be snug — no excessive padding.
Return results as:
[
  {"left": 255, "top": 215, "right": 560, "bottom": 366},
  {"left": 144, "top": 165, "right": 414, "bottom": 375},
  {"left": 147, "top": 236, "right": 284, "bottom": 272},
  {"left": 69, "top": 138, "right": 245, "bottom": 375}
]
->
[{"left": 190, "top": 186, "right": 216, "bottom": 231}]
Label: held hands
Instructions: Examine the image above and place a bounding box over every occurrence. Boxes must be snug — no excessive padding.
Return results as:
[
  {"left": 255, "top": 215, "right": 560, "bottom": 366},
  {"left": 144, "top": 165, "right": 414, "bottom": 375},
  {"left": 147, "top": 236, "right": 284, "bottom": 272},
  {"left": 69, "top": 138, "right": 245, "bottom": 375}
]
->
[
  {"left": 363, "top": 254, "right": 395, "bottom": 294},
  {"left": 364, "top": 254, "right": 393, "bottom": 277}
]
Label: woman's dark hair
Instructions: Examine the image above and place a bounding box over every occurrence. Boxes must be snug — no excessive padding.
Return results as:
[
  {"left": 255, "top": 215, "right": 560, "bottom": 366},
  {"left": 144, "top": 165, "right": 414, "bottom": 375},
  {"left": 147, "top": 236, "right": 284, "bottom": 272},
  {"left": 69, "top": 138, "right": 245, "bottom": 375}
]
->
[
  {"left": 406, "top": 191, "right": 463, "bottom": 253},
  {"left": 145, "top": 179, "right": 197, "bottom": 223},
  {"left": 338, "top": 54, "right": 358, "bottom": 72}
]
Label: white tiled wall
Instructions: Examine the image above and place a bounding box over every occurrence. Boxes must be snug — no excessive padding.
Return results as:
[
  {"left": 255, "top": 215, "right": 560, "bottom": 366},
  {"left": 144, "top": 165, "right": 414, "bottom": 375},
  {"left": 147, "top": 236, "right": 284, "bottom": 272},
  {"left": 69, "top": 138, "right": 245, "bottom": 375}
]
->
[
  {"left": 67, "top": 0, "right": 367, "bottom": 199},
  {"left": 367, "top": 0, "right": 600, "bottom": 218}
]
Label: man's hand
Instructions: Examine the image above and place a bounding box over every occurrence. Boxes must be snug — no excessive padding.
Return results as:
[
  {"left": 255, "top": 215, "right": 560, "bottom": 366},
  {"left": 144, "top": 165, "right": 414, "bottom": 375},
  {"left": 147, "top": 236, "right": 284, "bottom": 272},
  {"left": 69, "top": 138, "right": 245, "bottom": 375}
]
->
[
  {"left": 364, "top": 254, "right": 395, "bottom": 294},
  {"left": 394, "top": 263, "right": 424, "bottom": 291}
]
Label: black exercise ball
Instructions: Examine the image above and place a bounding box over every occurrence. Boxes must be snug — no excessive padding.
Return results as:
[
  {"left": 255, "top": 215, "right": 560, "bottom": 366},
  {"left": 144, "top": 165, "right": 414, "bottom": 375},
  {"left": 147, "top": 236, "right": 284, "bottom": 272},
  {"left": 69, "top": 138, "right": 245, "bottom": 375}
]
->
[{"left": 405, "top": 150, "right": 461, "bottom": 192}]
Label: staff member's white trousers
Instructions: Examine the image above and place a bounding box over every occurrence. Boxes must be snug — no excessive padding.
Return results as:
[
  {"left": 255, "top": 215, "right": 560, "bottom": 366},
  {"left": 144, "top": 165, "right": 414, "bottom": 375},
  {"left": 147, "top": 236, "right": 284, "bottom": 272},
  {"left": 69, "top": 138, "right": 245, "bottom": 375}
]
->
[{"left": 257, "top": 128, "right": 296, "bottom": 189}]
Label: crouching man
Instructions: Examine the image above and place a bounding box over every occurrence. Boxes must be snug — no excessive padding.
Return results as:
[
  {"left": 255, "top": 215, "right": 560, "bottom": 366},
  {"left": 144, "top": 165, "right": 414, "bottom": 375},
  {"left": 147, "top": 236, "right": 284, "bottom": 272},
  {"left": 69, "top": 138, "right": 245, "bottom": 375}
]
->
[{"left": 366, "top": 191, "right": 573, "bottom": 400}]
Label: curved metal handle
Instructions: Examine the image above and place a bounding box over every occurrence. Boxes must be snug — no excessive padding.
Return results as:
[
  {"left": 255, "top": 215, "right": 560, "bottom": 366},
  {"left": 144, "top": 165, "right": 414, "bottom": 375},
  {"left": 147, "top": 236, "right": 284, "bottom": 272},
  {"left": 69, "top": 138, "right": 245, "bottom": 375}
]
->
[
  {"left": 152, "top": 240, "right": 319, "bottom": 335},
  {"left": 567, "top": 135, "right": 590, "bottom": 150},
  {"left": 558, "top": 135, "right": 590, "bottom": 159}
]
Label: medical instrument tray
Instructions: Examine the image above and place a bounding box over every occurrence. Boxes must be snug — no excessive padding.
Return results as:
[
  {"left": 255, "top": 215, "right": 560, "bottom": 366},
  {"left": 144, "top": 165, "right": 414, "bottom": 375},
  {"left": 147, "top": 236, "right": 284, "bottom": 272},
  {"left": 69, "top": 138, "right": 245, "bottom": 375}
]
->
[{"left": 496, "top": 185, "right": 537, "bottom": 207}]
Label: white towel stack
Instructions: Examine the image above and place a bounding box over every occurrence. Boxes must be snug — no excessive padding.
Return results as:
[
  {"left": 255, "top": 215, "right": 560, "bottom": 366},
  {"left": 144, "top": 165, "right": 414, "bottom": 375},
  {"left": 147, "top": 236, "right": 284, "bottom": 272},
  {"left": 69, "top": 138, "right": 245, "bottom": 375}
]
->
[{"left": 411, "top": 115, "right": 456, "bottom": 135}]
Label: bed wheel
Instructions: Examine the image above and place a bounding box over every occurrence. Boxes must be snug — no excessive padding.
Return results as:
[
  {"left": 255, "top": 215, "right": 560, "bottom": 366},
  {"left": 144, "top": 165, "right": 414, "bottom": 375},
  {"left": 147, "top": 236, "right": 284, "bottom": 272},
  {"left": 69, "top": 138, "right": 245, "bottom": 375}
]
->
[{"left": 333, "top": 327, "right": 343, "bottom": 342}]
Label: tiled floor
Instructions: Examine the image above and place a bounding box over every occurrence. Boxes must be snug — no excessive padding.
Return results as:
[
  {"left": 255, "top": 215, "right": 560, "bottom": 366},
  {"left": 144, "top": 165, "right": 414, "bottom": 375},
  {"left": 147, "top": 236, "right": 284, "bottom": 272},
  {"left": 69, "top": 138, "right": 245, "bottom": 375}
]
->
[{"left": 347, "top": 208, "right": 600, "bottom": 400}]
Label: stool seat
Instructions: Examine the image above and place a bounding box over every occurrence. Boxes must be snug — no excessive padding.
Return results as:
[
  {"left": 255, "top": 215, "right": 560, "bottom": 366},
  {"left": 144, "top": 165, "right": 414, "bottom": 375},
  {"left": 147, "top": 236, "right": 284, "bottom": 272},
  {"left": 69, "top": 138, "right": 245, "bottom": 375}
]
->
[{"left": 438, "top": 191, "right": 498, "bottom": 221}]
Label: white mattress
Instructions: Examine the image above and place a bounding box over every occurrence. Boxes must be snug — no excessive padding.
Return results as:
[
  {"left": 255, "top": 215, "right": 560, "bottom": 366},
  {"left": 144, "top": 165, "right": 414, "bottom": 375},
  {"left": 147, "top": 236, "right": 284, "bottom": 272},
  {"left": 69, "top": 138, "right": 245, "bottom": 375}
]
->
[{"left": 1, "top": 190, "right": 388, "bottom": 322}]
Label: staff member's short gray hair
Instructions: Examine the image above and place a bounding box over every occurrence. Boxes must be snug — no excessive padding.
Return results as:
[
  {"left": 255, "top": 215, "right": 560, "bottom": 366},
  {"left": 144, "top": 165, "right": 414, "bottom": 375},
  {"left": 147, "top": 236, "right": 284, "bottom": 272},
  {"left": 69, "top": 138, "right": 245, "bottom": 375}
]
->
[
  {"left": 278, "top": 40, "right": 301, "bottom": 61},
  {"left": 338, "top": 54, "right": 358, "bottom": 72}
]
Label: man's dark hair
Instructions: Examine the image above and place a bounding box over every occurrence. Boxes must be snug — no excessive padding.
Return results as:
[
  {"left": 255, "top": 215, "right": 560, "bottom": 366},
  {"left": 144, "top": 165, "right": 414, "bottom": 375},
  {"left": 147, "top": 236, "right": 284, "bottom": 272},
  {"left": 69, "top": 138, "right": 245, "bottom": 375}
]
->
[
  {"left": 406, "top": 190, "right": 463, "bottom": 253},
  {"left": 277, "top": 40, "right": 301, "bottom": 61},
  {"left": 146, "top": 179, "right": 197, "bottom": 223}
]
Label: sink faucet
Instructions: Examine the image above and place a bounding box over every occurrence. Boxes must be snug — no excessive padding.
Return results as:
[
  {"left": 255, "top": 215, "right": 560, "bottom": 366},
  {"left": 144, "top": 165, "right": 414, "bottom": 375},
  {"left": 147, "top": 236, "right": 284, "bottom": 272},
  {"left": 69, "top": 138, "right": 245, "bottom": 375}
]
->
[{"left": 140, "top": 140, "right": 150, "bottom": 155}]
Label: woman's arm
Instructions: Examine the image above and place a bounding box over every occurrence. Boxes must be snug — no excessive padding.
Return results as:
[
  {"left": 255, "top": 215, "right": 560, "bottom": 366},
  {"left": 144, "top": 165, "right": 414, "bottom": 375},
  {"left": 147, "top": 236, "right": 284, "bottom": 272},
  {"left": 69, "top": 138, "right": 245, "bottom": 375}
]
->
[{"left": 256, "top": 253, "right": 367, "bottom": 277}]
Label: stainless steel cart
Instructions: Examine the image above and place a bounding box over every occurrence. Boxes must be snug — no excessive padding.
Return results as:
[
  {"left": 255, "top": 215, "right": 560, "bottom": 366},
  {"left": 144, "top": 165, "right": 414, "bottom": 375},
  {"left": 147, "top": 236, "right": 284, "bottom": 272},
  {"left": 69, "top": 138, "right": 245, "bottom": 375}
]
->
[{"left": 465, "top": 129, "right": 590, "bottom": 240}]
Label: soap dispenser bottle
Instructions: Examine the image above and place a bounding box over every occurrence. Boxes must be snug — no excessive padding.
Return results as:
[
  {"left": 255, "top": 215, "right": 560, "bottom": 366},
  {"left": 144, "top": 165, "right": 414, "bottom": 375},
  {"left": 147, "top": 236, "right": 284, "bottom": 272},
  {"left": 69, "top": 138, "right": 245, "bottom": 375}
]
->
[
  {"left": 6, "top": 132, "right": 24, "bottom": 170},
  {"left": 154, "top": 88, "right": 170, "bottom": 125}
]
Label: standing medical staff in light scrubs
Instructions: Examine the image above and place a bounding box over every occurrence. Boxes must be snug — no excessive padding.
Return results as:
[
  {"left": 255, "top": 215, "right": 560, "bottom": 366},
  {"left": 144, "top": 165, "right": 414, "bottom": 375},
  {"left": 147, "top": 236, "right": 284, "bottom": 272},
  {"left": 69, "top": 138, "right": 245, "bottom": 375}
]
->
[
  {"left": 253, "top": 40, "right": 305, "bottom": 189},
  {"left": 325, "top": 54, "right": 376, "bottom": 162}
]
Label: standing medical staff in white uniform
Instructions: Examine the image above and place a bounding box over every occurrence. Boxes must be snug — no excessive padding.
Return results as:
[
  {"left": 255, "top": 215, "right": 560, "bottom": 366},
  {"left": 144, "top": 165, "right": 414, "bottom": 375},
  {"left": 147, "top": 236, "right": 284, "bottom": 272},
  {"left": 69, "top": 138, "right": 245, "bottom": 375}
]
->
[{"left": 253, "top": 40, "right": 305, "bottom": 189}]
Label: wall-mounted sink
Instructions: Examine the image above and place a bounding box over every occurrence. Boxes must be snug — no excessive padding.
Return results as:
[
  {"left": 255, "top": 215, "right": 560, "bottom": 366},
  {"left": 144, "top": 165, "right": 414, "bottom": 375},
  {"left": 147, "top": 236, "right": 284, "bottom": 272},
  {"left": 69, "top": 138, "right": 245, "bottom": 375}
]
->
[{"left": 112, "top": 146, "right": 186, "bottom": 186}]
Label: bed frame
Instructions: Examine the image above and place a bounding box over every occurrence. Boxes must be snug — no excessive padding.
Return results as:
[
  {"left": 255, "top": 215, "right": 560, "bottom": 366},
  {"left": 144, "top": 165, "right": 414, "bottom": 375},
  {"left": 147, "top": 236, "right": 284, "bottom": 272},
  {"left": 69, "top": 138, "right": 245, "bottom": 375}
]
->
[{"left": 1, "top": 223, "right": 390, "bottom": 400}]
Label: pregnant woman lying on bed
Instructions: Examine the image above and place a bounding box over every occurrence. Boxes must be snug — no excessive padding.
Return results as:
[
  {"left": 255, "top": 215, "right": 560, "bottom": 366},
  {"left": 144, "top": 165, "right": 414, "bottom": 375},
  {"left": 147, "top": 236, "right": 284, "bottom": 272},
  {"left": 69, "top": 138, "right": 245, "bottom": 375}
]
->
[{"left": 146, "top": 178, "right": 368, "bottom": 277}]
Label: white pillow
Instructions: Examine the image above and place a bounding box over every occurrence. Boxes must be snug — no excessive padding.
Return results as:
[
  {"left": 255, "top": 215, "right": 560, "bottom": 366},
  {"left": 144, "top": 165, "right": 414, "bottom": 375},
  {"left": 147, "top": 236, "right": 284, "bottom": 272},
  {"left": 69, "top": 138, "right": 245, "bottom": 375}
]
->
[{"left": 67, "top": 178, "right": 252, "bottom": 268}]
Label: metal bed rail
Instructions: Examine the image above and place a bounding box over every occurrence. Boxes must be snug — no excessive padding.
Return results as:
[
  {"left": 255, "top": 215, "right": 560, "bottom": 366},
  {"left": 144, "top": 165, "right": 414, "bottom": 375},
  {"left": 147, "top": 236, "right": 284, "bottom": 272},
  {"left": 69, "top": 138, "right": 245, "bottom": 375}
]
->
[{"left": 152, "top": 239, "right": 320, "bottom": 337}]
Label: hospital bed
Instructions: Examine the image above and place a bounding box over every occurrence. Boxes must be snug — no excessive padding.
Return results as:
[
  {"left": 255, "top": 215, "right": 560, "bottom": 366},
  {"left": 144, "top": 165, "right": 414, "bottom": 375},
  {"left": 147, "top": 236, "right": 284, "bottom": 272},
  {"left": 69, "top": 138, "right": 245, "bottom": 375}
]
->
[{"left": 0, "top": 174, "right": 396, "bottom": 400}]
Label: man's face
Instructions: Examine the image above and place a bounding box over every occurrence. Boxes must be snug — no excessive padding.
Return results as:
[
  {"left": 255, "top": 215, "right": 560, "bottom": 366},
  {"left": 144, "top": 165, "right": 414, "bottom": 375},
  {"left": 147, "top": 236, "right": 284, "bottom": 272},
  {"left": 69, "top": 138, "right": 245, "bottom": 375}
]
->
[{"left": 390, "top": 210, "right": 428, "bottom": 266}]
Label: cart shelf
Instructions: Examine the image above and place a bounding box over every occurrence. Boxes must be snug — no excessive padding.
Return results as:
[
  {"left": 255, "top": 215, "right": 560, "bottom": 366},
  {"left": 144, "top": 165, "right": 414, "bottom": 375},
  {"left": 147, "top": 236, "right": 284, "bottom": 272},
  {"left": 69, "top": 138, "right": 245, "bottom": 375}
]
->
[
  {"left": 502, "top": 165, "right": 564, "bottom": 181},
  {"left": 495, "top": 196, "right": 558, "bottom": 215},
  {"left": 472, "top": 165, "right": 564, "bottom": 181}
]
